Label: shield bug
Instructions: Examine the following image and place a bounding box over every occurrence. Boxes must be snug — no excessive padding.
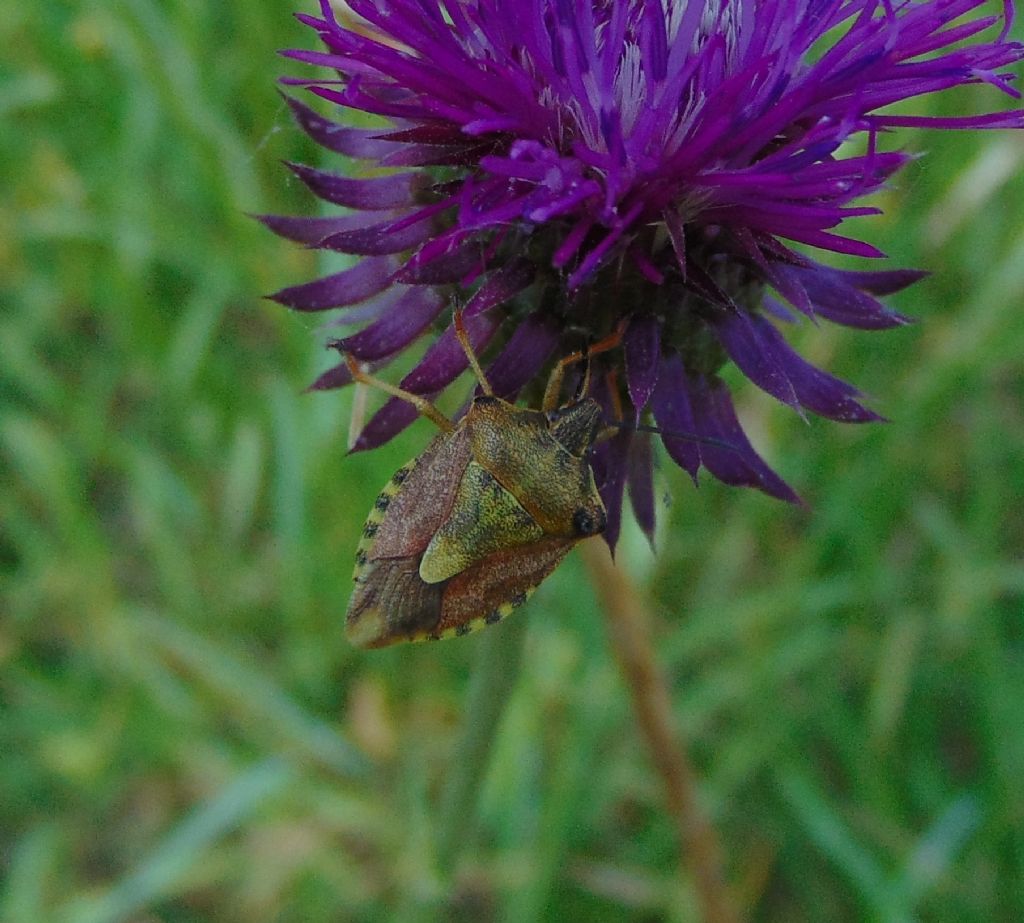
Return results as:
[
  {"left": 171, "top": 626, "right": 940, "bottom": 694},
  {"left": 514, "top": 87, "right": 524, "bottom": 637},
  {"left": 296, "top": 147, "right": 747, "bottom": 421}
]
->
[{"left": 342, "top": 313, "right": 621, "bottom": 648}]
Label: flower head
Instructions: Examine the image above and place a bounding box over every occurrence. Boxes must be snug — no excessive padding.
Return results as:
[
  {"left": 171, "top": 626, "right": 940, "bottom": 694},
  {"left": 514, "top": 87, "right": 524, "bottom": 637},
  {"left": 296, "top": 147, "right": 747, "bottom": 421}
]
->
[{"left": 265, "top": 0, "right": 1024, "bottom": 544}]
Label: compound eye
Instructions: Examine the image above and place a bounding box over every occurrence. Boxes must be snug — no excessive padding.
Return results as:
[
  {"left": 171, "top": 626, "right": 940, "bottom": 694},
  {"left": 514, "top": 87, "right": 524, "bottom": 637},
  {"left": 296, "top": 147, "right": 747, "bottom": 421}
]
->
[{"left": 572, "top": 506, "right": 606, "bottom": 537}]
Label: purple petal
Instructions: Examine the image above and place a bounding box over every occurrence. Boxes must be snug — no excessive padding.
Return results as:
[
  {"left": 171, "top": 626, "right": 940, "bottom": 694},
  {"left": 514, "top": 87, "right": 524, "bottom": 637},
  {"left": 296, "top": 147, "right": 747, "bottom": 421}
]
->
[
  {"left": 748, "top": 314, "right": 883, "bottom": 423},
  {"left": 308, "top": 84, "right": 431, "bottom": 123},
  {"left": 334, "top": 287, "right": 445, "bottom": 360},
  {"left": 350, "top": 397, "right": 422, "bottom": 453},
  {"left": 714, "top": 310, "right": 802, "bottom": 414},
  {"left": 286, "top": 162, "right": 418, "bottom": 210},
  {"left": 689, "top": 374, "right": 800, "bottom": 503},
  {"left": 255, "top": 212, "right": 379, "bottom": 245},
  {"left": 400, "top": 311, "right": 503, "bottom": 393},
  {"left": 683, "top": 263, "right": 739, "bottom": 310},
  {"left": 377, "top": 125, "right": 474, "bottom": 144},
  {"left": 381, "top": 142, "right": 495, "bottom": 168},
  {"left": 716, "top": 311, "right": 881, "bottom": 422},
  {"left": 830, "top": 268, "right": 930, "bottom": 297},
  {"left": 463, "top": 259, "right": 536, "bottom": 318},
  {"left": 727, "top": 228, "right": 815, "bottom": 320},
  {"left": 777, "top": 264, "right": 916, "bottom": 330},
  {"left": 320, "top": 296, "right": 393, "bottom": 329},
  {"left": 627, "top": 435, "right": 656, "bottom": 546},
  {"left": 306, "top": 362, "right": 353, "bottom": 392},
  {"left": 587, "top": 372, "right": 631, "bottom": 551},
  {"left": 651, "top": 352, "right": 700, "bottom": 482},
  {"left": 873, "top": 111, "right": 1024, "bottom": 130},
  {"left": 480, "top": 312, "right": 560, "bottom": 399},
  {"left": 624, "top": 315, "right": 662, "bottom": 413},
  {"left": 268, "top": 256, "right": 396, "bottom": 310},
  {"left": 777, "top": 229, "right": 886, "bottom": 260},
  {"left": 762, "top": 295, "right": 798, "bottom": 324},
  {"left": 596, "top": 429, "right": 632, "bottom": 552},
  {"left": 351, "top": 312, "right": 503, "bottom": 452},
  {"left": 282, "top": 93, "right": 398, "bottom": 159},
  {"left": 319, "top": 216, "right": 435, "bottom": 255},
  {"left": 395, "top": 235, "right": 488, "bottom": 284}
]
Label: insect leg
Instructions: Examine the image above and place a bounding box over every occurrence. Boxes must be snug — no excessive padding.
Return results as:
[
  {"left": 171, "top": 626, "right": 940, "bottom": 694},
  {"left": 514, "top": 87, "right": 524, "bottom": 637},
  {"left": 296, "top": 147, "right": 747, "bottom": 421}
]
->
[
  {"left": 590, "top": 367, "right": 627, "bottom": 445},
  {"left": 344, "top": 355, "right": 455, "bottom": 433},
  {"left": 542, "top": 320, "right": 628, "bottom": 411}
]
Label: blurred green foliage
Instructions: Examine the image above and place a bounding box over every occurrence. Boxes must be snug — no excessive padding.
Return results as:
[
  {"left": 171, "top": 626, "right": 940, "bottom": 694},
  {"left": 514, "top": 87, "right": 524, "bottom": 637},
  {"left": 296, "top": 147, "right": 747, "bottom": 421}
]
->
[{"left": 2, "top": 2, "right": 1023, "bottom": 921}]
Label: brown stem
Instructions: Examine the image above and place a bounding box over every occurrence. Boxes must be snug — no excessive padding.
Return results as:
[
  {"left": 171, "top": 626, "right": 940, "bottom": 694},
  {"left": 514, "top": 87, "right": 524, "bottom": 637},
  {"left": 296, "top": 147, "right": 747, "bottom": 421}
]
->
[{"left": 581, "top": 540, "right": 739, "bottom": 923}]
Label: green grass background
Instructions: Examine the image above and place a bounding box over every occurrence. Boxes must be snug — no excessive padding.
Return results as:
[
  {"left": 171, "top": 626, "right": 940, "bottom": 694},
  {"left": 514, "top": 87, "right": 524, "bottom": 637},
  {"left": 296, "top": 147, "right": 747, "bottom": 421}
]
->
[{"left": 2, "top": 3, "right": 1023, "bottom": 921}]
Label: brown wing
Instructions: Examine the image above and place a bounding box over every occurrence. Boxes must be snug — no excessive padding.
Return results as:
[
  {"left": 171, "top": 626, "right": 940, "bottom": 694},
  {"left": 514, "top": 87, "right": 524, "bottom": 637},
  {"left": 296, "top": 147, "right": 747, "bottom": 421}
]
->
[
  {"left": 347, "top": 535, "right": 580, "bottom": 646},
  {"left": 365, "top": 427, "right": 472, "bottom": 562},
  {"left": 346, "top": 426, "right": 471, "bottom": 649},
  {"left": 434, "top": 535, "right": 578, "bottom": 638},
  {"left": 345, "top": 555, "right": 444, "bottom": 648}
]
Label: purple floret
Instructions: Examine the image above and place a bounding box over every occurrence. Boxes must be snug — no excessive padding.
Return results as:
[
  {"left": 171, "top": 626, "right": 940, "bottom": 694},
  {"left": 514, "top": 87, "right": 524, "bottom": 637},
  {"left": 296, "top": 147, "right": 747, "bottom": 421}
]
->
[{"left": 266, "top": 0, "right": 1024, "bottom": 542}]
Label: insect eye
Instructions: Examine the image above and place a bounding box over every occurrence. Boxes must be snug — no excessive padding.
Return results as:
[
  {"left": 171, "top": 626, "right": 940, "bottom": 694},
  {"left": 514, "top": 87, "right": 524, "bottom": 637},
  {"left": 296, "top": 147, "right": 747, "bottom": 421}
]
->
[{"left": 572, "top": 507, "right": 606, "bottom": 537}]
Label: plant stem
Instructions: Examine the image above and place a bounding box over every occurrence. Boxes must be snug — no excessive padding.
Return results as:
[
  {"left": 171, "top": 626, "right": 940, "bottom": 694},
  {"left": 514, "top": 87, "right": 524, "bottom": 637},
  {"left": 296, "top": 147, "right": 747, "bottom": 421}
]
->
[{"left": 581, "top": 540, "right": 739, "bottom": 923}]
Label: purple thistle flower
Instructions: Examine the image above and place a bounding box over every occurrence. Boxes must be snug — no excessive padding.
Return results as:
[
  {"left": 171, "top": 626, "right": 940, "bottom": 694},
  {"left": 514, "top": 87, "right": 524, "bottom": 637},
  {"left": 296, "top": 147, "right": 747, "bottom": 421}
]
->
[{"left": 264, "top": 0, "right": 1024, "bottom": 541}]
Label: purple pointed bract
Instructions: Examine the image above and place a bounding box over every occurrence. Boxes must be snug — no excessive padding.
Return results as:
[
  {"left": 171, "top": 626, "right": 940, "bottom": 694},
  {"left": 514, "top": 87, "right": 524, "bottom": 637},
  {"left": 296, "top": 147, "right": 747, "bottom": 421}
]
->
[{"left": 267, "top": 0, "right": 1024, "bottom": 540}]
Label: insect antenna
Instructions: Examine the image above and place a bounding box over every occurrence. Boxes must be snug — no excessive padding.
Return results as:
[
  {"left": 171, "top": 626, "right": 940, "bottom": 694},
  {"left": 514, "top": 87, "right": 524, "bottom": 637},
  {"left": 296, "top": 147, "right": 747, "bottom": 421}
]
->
[
  {"left": 543, "top": 320, "right": 629, "bottom": 411},
  {"left": 601, "top": 418, "right": 743, "bottom": 454},
  {"left": 572, "top": 344, "right": 592, "bottom": 402},
  {"left": 452, "top": 308, "right": 494, "bottom": 397}
]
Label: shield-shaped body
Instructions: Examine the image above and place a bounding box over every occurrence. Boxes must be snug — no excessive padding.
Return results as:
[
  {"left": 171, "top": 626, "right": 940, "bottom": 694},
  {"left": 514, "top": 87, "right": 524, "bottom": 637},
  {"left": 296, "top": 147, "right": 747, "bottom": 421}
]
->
[{"left": 346, "top": 394, "right": 607, "bottom": 648}]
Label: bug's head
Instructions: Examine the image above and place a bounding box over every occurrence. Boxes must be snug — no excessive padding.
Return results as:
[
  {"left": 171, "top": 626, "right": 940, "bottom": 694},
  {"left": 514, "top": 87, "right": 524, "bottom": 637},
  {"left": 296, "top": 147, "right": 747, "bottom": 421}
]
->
[{"left": 546, "top": 398, "right": 603, "bottom": 458}]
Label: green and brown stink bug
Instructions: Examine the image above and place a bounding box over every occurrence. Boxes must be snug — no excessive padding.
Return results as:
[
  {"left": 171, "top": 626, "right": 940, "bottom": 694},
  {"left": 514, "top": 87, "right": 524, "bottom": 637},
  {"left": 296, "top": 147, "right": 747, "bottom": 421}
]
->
[{"left": 342, "top": 313, "right": 622, "bottom": 648}]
